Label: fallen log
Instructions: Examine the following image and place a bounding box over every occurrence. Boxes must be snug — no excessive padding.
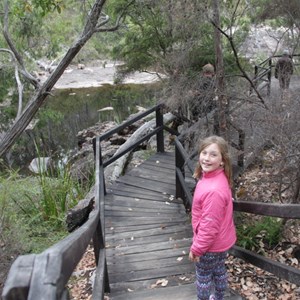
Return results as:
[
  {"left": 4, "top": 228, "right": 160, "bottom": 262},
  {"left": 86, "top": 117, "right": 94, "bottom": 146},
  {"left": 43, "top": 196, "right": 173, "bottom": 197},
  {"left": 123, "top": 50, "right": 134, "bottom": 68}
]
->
[{"left": 105, "top": 112, "right": 176, "bottom": 181}]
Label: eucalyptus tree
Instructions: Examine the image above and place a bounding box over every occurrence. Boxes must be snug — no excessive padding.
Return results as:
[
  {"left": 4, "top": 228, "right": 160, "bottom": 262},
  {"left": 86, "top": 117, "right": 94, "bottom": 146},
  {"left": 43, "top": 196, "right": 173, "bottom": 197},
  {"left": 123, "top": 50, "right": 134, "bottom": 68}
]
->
[{"left": 0, "top": 0, "right": 131, "bottom": 158}]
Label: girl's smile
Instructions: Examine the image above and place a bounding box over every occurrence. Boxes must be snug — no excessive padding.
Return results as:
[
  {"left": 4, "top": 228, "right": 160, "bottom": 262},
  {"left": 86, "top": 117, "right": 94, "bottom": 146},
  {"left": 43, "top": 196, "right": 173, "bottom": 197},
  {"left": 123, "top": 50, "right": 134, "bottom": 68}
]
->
[{"left": 199, "top": 143, "right": 223, "bottom": 173}]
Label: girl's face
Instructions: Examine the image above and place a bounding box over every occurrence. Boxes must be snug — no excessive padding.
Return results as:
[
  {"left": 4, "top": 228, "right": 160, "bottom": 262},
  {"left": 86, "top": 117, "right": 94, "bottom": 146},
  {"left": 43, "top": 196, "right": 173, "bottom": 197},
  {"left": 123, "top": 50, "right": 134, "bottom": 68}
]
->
[{"left": 199, "top": 143, "right": 223, "bottom": 173}]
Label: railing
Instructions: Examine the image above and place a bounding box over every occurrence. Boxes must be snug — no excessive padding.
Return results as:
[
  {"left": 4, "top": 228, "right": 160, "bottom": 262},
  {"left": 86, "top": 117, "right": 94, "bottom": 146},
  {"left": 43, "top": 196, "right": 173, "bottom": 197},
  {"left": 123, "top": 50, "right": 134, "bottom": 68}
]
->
[
  {"left": 174, "top": 137, "right": 300, "bottom": 286},
  {"left": 252, "top": 54, "right": 300, "bottom": 95},
  {"left": 3, "top": 102, "right": 300, "bottom": 299},
  {"left": 2, "top": 104, "right": 166, "bottom": 300}
]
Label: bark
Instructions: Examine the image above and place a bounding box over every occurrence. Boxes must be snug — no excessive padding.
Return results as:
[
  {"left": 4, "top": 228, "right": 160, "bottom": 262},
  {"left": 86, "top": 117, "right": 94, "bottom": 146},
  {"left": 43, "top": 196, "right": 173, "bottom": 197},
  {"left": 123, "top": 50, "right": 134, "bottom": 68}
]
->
[{"left": 212, "top": 0, "right": 228, "bottom": 139}]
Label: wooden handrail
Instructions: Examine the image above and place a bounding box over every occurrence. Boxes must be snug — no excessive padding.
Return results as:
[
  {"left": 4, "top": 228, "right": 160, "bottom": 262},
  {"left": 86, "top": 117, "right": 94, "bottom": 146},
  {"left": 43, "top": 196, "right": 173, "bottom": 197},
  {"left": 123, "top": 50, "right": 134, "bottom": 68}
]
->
[
  {"left": 253, "top": 53, "right": 300, "bottom": 95},
  {"left": 3, "top": 102, "right": 300, "bottom": 299},
  {"left": 174, "top": 135, "right": 300, "bottom": 285},
  {"left": 2, "top": 104, "right": 166, "bottom": 300}
]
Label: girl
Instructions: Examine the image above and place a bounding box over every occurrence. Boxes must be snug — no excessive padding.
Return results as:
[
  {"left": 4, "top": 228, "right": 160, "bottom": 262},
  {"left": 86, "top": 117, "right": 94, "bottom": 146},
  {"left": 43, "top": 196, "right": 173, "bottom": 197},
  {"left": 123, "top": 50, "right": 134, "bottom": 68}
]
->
[{"left": 189, "top": 136, "right": 237, "bottom": 300}]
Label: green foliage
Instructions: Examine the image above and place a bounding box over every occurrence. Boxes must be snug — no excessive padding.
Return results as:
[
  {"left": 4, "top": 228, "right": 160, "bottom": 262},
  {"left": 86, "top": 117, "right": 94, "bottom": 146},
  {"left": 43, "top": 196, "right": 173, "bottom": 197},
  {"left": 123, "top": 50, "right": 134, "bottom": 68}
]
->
[
  {"left": 236, "top": 214, "right": 283, "bottom": 254},
  {"left": 110, "top": 0, "right": 213, "bottom": 76},
  {"left": 11, "top": 0, "right": 66, "bottom": 17},
  {"left": 5, "top": 0, "right": 83, "bottom": 60},
  {"left": 0, "top": 158, "right": 92, "bottom": 253},
  {"left": 0, "top": 171, "right": 62, "bottom": 253},
  {"left": 37, "top": 108, "right": 64, "bottom": 128}
]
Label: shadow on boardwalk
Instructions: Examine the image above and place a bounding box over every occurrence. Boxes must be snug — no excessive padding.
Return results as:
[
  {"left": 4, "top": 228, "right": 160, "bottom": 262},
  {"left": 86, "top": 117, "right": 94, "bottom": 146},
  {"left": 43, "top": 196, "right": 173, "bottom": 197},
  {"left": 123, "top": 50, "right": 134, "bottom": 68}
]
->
[{"left": 104, "top": 151, "right": 243, "bottom": 300}]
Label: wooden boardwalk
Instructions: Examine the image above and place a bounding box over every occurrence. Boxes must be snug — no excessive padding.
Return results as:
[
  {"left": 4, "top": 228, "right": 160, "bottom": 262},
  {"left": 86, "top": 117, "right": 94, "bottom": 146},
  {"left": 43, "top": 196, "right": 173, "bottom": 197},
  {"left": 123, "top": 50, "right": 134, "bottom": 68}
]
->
[{"left": 104, "top": 151, "right": 243, "bottom": 299}]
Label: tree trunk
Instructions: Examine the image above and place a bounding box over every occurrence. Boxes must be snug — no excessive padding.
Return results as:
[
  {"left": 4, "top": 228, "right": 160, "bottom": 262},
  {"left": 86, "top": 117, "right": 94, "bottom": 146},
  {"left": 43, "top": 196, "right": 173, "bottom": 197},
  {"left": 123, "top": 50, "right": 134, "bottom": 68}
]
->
[{"left": 212, "top": 0, "right": 228, "bottom": 140}]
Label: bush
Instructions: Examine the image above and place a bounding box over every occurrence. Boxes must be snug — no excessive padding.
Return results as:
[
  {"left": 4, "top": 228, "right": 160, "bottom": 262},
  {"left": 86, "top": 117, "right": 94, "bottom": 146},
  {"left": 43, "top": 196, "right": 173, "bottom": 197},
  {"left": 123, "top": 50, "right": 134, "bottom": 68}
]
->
[
  {"left": 0, "top": 163, "right": 92, "bottom": 253},
  {"left": 236, "top": 213, "right": 283, "bottom": 254}
]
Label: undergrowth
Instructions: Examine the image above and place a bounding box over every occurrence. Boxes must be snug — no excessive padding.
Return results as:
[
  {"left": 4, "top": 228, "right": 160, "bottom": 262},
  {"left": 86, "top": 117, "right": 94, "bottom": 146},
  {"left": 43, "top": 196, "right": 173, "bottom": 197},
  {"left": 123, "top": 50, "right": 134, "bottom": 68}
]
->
[
  {"left": 235, "top": 212, "right": 283, "bottom": 255},
  {"left": 0, "top": 164, "right": 92, "bottom": 254}
]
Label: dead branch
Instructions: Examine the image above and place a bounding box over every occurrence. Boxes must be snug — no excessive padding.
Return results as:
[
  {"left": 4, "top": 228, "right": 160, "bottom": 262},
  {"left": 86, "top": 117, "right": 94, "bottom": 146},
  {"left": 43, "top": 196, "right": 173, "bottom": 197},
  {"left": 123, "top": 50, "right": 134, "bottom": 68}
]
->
[{"left": 210, "top": 18, "right": 269, "bottom": 110}]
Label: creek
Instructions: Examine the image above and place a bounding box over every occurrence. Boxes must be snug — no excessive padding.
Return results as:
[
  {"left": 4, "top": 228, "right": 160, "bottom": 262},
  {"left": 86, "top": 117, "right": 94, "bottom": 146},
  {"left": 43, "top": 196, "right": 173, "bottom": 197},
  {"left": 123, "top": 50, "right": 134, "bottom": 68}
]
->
[{"left": 7, "top": 83, "right": 161, "bottom": 171}]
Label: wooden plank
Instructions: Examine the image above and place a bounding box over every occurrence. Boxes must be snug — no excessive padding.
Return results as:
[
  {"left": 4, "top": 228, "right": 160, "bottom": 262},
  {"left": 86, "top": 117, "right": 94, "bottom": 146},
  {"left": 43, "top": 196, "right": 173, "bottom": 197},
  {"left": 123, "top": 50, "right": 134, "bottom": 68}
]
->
[
  {"left": 106, "top": 246, "right": 191, "bottom": 264},
  {"left": 139, "top": 162, "right": 175, "bottom": 172},
  {"left": 135, "top": 160, "right": 175, "bottom": 171},
  {"left": 146, "top": 151, "right": 175, "bottom": 160},
  {"left": 106, "top": 224, "right": 191, "bottom": 241},
  {"left": 109, "top": 263, "right": 195, "bottom": 283},
  {"left": 116, "top": 174, "right": 175, "bottom": 189},
  {"left": 116, "top": 176, "right": 175, "bottom": 195},
  {"left": 107, "top": 238, "right": 192, "bottom": 255},
  {"left": 145, "top": 153, "right": 175, "bottom": 164},
  {"left": 110, "top": 284, "right": 243, "bottom": 300},
  {"left": 106, "top": 231, "right": 192, "bottom": 248},
  {"left": 135, "top": 162, "right": 175, "bottom": 174},
  {"left": 105, "top": 222, "right": 185, "bottom": 233},
  {"left": 126, "top": 168, "right": 176, "bottom": 184},
  {"left": 105, "top": 194, "right": 184, "bottom": 209},
  {"left": 106, "top": 189, "right": 182, "bottom": 204},
  {"left": 107, "top": 184, "right": 176, "bottom": 198},
  {"left": 108, "top": 276, "right": 195, "bottom": 294},
  {"left": 106, "top": 218, "right": 189, "bottom": 228},
  {"left": 108, "top": 255, "right": 191, "bottom": 274},
  {"left": 105, "top": 204, "right": 186, "bottom": 217},
  {"left": 105, "top": 205, "right": 186, "bottom": 215}
]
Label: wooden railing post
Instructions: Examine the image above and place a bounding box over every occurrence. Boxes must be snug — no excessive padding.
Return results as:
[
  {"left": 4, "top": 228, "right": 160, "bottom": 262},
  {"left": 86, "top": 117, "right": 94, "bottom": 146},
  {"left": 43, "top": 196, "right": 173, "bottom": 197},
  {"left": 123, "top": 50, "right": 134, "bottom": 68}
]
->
[
  {"left": 156, "top": 105, "right": 164, "bottom": 153},
  {"left": 93, "top": 136, "right": 110, "bottom": 295},
  {"left": 237, "top": 130, "right": 245, "bottom": 169},
  {"left": 175, "top": 144, "right": 185, "bottom": 200},
  {"left": 267, "top": 58, "right": 272, "bottom": 95}
]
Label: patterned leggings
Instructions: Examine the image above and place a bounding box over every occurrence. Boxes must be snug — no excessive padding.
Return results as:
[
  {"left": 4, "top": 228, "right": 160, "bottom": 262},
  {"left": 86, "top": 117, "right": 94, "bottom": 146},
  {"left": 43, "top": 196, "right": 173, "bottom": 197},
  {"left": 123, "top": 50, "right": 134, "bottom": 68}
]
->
[{"left": 195, "top": 252, "right": 228, "bottom": 300}]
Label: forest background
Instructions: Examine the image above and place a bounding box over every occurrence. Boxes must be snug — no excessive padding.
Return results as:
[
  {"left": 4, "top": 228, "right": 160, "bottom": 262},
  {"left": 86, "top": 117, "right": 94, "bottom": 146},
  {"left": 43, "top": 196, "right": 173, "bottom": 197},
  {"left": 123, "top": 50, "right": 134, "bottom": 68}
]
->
[{"left": 1, "top": 0, "right": 300, "bottom": 298}]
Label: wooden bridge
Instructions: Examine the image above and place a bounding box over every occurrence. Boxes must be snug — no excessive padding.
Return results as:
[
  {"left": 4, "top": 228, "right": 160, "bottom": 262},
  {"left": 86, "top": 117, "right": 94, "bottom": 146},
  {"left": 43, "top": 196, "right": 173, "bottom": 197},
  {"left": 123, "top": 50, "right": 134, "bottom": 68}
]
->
[
  {"left": 104, "top": 150, "right": 243, "bottom": 299},
  {"left": 2, "top": 104, "right": 300, "bottom": 300}
]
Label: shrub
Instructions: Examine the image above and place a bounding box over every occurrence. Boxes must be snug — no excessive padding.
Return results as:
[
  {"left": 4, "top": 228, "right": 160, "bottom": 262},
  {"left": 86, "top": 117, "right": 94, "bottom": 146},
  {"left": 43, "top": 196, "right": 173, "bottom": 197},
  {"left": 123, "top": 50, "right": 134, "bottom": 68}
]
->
[{"left": 236, "top": 213, "right": 283, "bottom": 254}]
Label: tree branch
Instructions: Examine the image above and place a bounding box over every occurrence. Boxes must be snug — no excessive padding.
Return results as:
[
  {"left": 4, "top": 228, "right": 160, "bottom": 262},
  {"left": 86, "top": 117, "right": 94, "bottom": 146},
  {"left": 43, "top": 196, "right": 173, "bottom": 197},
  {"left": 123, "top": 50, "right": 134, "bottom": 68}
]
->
[
  {"left": 3, "top": 0, "right": 40, "bottom": 89},
  {"left": 95, "top": 0, "right": 135, "bottom": 32},
  {"left": 0, "top": 48, "right": 24, "bottom": 119},
  {"left": 210, "top": 18, "right": 269, "bottom": 110}
]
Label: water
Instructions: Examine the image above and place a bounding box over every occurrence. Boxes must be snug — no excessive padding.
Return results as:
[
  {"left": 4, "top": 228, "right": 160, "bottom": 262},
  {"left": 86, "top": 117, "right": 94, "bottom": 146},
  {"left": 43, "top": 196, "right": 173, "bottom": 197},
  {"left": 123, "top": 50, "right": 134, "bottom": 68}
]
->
[{"left": 7, "top": 83, "right": 161, "bottom": 170}]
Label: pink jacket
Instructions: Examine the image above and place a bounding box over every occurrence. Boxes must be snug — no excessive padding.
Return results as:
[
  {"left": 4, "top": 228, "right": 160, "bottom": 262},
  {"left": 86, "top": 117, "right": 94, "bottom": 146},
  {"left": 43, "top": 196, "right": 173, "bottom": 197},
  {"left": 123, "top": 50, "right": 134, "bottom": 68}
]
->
[{"left": 190, "top": 169, "right": 236, "bottom": 256}]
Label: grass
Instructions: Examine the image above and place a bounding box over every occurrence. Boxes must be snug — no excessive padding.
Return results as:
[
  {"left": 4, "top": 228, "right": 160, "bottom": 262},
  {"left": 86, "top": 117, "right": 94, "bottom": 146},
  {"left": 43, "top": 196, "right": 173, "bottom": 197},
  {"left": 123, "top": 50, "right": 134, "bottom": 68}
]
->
[{"left": 0, "top": 164, "right": 93, "bottom": 254}]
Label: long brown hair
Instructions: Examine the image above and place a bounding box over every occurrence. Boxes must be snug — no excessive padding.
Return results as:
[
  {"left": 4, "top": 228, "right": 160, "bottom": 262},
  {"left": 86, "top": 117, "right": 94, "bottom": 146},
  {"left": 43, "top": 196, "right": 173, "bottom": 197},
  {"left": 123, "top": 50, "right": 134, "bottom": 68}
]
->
[{"left": 193, "top": 135, "right": 233, "bottom": 187}]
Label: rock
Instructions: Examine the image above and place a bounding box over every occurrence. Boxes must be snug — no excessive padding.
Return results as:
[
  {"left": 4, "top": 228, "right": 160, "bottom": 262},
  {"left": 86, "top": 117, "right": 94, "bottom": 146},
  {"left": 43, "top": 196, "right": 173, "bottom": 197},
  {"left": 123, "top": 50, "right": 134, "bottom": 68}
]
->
[
  {"left": 77, "top": 64, "right": 85, "bottom": 70},
  {"left": 28, "top": 157, "right": 52, "bottom": 174},
  {"left": 69, "top": 151, "right": 95, "bottom": 184}
]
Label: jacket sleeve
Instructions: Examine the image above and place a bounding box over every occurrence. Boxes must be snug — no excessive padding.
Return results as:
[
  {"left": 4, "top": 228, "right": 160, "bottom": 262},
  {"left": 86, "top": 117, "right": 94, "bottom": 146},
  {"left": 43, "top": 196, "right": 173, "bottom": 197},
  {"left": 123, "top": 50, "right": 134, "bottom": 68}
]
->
[{"left": 191, "top": 190, "right": 226, "bottom": 256}]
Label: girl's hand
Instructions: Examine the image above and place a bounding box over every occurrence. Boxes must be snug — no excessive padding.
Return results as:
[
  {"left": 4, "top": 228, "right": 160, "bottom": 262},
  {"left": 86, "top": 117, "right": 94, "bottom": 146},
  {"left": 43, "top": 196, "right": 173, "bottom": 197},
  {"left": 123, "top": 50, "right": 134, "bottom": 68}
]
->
[{"left": 189, "top": 250, "right": 200, "bottom": 262}]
